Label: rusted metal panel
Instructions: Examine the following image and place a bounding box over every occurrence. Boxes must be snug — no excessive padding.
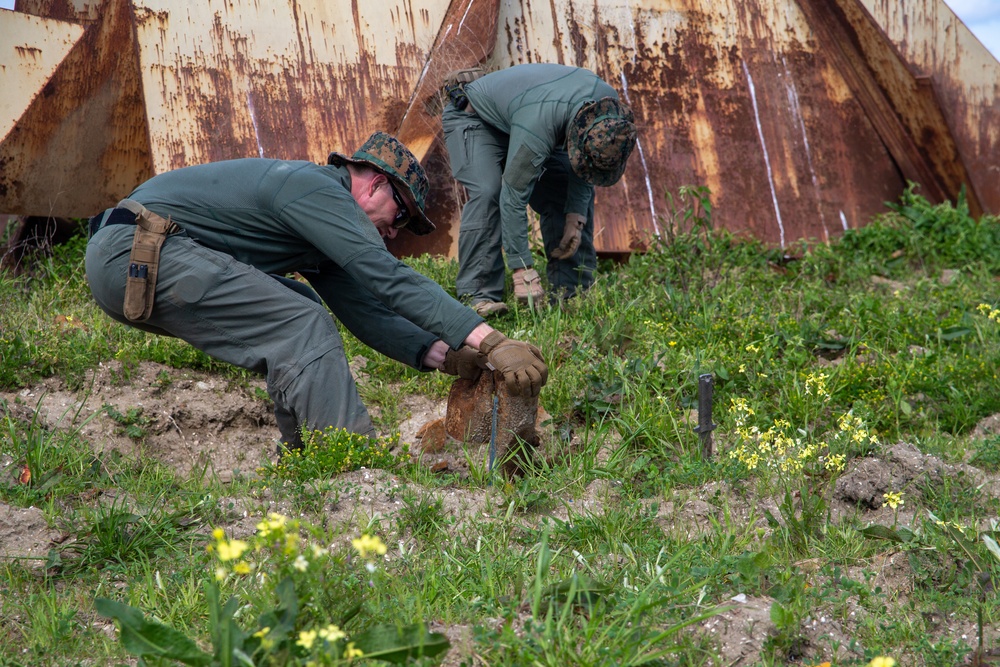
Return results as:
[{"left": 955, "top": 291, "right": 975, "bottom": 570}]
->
[
  {"left": 424, "top": 0, "right": 996, "bottom": 252},
  {"left": 858, "top": 0, "right": 1000, "bottom": 215},
  {"left": 14, "top": 0, "right": 103, "bottom": 23},
  {"left": 471, "top": 0, "right": 909, "bottom": 249},
  {"left": 1, "top": 0, "right": 997, "bottom": 256},
  {"left": 0, "top": 11, "right": 83, "bottom": 141},
  {"left": 0, "top": 0, "right": 152, "bottom": 217},
  {"left": 131, "top": 0, "right": 449, "bottom": 172},
  {"left": 796, "top": 0, "right": 983, "bottom": 217},
  {"left": 389, "top": 0, "right": 501, "bottom": 258}
]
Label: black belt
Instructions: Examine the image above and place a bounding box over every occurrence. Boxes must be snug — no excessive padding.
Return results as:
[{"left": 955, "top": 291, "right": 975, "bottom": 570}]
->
[{"left": 88, "top": 207, "right": 139, "bottom": 237}]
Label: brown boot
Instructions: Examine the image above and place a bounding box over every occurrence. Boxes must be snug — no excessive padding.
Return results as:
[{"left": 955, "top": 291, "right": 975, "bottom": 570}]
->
[
  {"left": 512, "top": 268, "right": 544, "bottom": 304},
  {"left": 472, "top": 300, "right": 509, "bottom": 318}
]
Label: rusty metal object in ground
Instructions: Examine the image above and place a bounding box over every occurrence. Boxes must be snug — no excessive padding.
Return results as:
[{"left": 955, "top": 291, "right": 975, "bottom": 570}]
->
[{"left": 445, "top": 369, "right": 539, "bottom": 477}]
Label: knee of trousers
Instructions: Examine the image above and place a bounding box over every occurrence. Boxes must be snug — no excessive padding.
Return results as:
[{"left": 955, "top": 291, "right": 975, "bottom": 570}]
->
[{"left": 266, "top": 348, "right": 374, "bottom": 437}]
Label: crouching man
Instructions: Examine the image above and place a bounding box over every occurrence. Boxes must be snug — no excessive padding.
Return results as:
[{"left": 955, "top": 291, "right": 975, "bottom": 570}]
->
[{"left": 85, "top": 131, "right": 547, "bottom": 449}]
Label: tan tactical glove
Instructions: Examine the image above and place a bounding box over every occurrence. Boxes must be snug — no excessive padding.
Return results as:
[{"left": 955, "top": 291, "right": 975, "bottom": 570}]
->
[
  {"left": 441, "top": 346, "right": 483, "bottom": 381},
  {"left": 550, "top": 213, "right": 586, "bottom": 260},
  {"left": 479, "top": 331, "right": 548, "bottom": 397}
]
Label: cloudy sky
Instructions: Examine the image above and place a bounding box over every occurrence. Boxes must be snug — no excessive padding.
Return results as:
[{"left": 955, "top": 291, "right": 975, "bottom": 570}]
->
[
  {"left": 1, "top": 0, "right": 997, "bottom": 59},
  {"left": 944, "top": 0, "right": 1000, "bottom": 58}
]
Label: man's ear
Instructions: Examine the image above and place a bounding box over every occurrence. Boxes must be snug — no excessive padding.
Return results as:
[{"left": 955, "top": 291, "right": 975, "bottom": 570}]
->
[{"left": 369, "top": 172, "right": 388, "bottom": 195}]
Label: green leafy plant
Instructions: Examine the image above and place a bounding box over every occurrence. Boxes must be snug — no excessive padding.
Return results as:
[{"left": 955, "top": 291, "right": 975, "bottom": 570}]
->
[
  {"left": 103, "top": 403, "right": 153, "bottom": 441},
  {"left": 261, "top": 427, "right": 409, "bottom": 483},
  {"left": 97, "top": 514, "right": 449, "bottom": 665},
  {"left": 725, "top": 373, "right": 856, "bottom": 553}
]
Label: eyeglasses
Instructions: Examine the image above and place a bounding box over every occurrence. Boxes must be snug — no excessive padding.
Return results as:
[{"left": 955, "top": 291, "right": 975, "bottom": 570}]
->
[{"left": 388, "top": 183, "right": 411, "bottom": 229}]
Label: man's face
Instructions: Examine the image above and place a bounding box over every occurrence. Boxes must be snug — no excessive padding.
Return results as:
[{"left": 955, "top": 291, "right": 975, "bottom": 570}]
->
[{"left": 364, "top": 179, "right": 410, "bottom": 241}]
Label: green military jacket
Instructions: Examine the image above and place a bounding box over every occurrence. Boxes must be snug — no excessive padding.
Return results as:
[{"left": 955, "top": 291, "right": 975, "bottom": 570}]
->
[
  {"left": 129, "top": 158, "right": 482, "bottom": 369},
  {"left": 464, "top": 63, "right": 620, "bottom": 234}
]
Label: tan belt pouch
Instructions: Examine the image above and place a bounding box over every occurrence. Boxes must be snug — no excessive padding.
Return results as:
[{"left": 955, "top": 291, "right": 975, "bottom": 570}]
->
[{"left": 119, "top": 199, "right": 177, "bottom": 322}]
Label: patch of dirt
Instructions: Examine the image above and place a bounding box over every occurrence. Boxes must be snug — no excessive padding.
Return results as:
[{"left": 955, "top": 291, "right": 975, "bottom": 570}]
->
[
  {"left": 834, "top": 441, "right": 1000, "bottom": 511},
  {"left": 3, "top": 365, "right": 1000, "bottom": 665},
  {"left": 3, "top": 361, "right": 276, "bottom": 481},
  {"left": 0, "top": 503, "right": 60, "bottom": 562}
]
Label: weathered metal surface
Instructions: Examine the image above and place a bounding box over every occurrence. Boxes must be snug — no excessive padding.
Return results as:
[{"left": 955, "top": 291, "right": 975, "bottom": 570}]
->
[
  {"left": 130, "top": 0, "right": 446, "bottom": 172},
  {"left": 463, "top": 0, "right": 996, "bottom": 251},
  {"left": 858, "top": 0, "right": 1000, "bottom": 215},
  {"left": 388, "top": 0, "right": 501, "bottom": 258},
  {"left": 797, "top": 0, "right": 983, "bottom": 217},
  {"left": 1, "top": 0, "right": 997, "bottom": 255},
  {"left": 0, "top": 11, "right": 83, "bottom": 145},
  {"left": 0, "top": 0, "right": 152, "bottom": 217},
  {"left": 14, "top": 0, "right": 103, "bottom": 23}
]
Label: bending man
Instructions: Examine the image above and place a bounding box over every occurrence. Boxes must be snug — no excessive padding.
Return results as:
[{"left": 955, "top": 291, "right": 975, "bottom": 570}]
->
[
  {"left": 85, "top": 132, "right": 547, "bottom": 449},
  {"left": 442, "top": 63, "right": 637, "bottom": 316}
]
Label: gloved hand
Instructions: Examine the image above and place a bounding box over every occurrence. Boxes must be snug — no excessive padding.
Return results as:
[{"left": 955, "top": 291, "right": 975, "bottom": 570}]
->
[
  {"left": 479, "top": 331, "right": 548, "bottom": 397},
  {"left": 441, "top": 346, "right": 483, "bottom": 380},
  {"left": 550, "top": 213, "right": 586, "bottom": 260}
]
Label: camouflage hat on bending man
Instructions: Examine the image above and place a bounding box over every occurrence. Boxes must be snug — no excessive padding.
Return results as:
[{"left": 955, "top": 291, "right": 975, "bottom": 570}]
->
[
  {"left": 566, "top": 97, "right": 637, "bottom": 187},
  {"left": 328, "top": 131, "right": 436, "bottom": 235}
]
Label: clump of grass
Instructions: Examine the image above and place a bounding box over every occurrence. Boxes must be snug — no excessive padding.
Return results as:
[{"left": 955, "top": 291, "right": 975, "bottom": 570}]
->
[{"left": 259, "top": 427, "right": 409, "bottom": 484}]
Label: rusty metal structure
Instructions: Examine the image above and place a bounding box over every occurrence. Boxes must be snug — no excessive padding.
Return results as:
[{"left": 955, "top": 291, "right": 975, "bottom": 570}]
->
[{"left": 1, "top": 0, "right": 997, "bottom": 259}]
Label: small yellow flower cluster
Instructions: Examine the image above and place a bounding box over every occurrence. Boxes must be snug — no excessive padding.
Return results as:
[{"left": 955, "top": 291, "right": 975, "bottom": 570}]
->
[
  {"left": 254, "top": 626, "right": 275, "bottom": 650},
  {"left": 728, "top": 399, "right": 849, "bottom": 476},
  {"left": 208, "top": 528, "right": 251, "bottom": 581},
  {"left": 804, "top": 371, "right": 830, "bottom": 399},
  {"left": 256, "top": 512, "right": 287, "bottom": 538},
  {"left": 254, "top": 512, "right": 302, "bottom": 557},
  {"left": 882, "top": 491, "right": 904, "bottom": 510},
  {"left": 642, "top": 319, "right": 669, "bottom": 333},
  {"left": 728, "top": 400, "right": 818, "bottom": 474},
  {"left": 824, "top": 453, "right": 846, "bottom": 473},
  {"left": 297, "top": 624, "right": 348, "bottom": 649},
  {"left": 977, "top": 303, "right": 1000, "bottom": 323},
  {"left": 933, "top": 517, "right": 970, "bottom": 535},
  {"left": 867, "top": 657, "right": 895, "bottom": 667},
  {"left": 209, "top": 513, "right": 325, "bottom": 581},
  {"left": 296, "top": 626, "right": 362, "bottom": 663},
  {"left": 352, "top": 534, "right": 388, "bottom": 560},
  {"left": 838, "top": 413, "right": 878, "bottom": 447}
]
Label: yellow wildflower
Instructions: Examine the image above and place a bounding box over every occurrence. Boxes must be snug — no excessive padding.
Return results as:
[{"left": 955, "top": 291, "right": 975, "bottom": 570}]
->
[
  {"left": 867, "top": 658, "right": 895, "bottom": 667},
  {"left": 297, "top": 629, "right": 318, "bottom": 649},
  {"left": 352, "top": 534, "right": 388, "bottom": 559},
  {"left": 233, "top": 561, "right": 252, "bottom": 575},
  {"left": 284, "top": 532, "right": 301, "bottom": 556},
  {"left": 882, "top": 491, "right": 904, "bottom": 510},
  {"left": 318, "top": 624, "right": 346, "bottom": 642},
  {"left": 256, "top": 513, "right": 288, "bottom": 538},
  {"left": 216, "top": 538, "right": 249, "bottom": 562},
  {"left": 344, "top": 642, "right": 364, "bottom": 660},
  {"left": 253, "top": 626, "right": 274, "bottom": 650},
  {"left": 825, "top": 453, "right": 846, "bottom": 472}
]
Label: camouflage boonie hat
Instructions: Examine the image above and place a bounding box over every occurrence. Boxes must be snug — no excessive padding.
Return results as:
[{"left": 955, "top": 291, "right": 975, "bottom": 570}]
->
[
  {"left": 328, "top": 131, "right": 435, "bottom": 235},
  {"left": 566, "top": 97, "right": 637, "bottom": 187}
]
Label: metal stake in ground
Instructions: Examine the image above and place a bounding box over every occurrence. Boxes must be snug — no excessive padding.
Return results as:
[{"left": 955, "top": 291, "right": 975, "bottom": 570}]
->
[
  {"left": 693, "top": 373, "right": 716, "bottom": 459},
  {"left": 487, "top": 392, "right": 498, "bottom": 484}
]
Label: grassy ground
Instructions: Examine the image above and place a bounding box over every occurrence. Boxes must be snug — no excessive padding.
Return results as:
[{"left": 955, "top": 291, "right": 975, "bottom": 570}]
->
[{"left": 2, "top": 185, "right": 1000, "bottom": 666}]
